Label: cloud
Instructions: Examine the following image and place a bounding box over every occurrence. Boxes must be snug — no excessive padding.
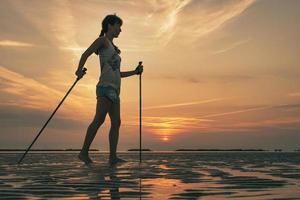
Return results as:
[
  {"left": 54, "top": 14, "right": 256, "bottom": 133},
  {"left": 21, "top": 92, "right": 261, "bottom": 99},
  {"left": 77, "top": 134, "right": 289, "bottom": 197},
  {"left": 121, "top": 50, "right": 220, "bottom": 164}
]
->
[
  {"left": 146, "top": 0, "right": 256, "bottom": 46},
  {"left": 103, "top": 0, "right": 257, "bottom": 51},
  {"left": 179, "top": 0, "right": 256, "bottom": 38},
  {"left": 147, "top": 74, "right": 204, "bottom": 84},
  {"left": 0, "top": 41, "right": 87, "bottom": 53},
  {"left": 0, "top": 40, "right": 34, "bottom": 47},
  {"left": 138, "top": 103, "right": 300, "bottom": 136},
  {"left": 0, "top": 65, "right": 63, "bottom": 109},
  {"left": 140, "top": 114, "right": 300, "bottom": 136},
  {"left": 217, "top": 74, "right": 255, "bottom": 82},
  {"left": 200, "top": 105, "right": 279, "bottom": 119},
  {"left": 3, "top": 0, "right": 256, "bottom": 53},
  {"left": 231, "top": 117, "right": 300, "bottom": 131},
  {"left": 0, "top": 105, "right": 85, "bottom": 129},
  {"left": 149, "top": 73, "right": 256, "bottom": 84},
  {"left": 211, "top": 39, "right": 251, "bottom": 54},
  {"left": 143, "top": 98, "right": 227, "bottom": 110},
  {"left": 275, "top": 104, "right": 300, "bottom": 109},
  {"left": 143, "top": 116, "right": 207, "bottom": 128},
  {"left": 49, "top": 0, "right": 81, "bottom": 58},
  {"left": 288, "top": 92, "right": 300, "bottom": 97},
  {"left": 152, "top": 0, "right": 192, "bottom": 46},
  {"left": 59, "top": 46, "right": 86, "bottom": 52},
  {"left": 6, "top": 0, "right": 82, "bottom": 58},
  {"left": 0, "top": 66, "right": 94, "bottom": 121},
  {"left": 127, "top": 116, "right": 214, "bottom": 138}
]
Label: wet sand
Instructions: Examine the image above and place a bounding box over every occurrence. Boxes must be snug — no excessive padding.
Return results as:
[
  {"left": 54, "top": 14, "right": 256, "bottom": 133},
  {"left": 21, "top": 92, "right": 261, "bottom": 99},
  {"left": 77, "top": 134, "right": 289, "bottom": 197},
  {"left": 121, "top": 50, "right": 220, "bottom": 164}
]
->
[{"left": 0, "top": 152, "right": 300, "bottom": 199}]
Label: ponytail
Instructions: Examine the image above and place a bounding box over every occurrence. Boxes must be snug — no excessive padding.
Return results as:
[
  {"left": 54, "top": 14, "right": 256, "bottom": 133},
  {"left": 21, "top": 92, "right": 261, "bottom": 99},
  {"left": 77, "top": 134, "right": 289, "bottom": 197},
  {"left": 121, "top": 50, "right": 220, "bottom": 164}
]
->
[{"left": 99, "top": 29, "right": 105, "bottom": 37}]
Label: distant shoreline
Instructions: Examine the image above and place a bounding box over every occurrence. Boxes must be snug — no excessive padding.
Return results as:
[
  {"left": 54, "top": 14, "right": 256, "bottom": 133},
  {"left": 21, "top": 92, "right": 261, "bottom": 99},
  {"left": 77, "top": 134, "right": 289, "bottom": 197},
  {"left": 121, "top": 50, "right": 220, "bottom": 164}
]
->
[
  {"left": 127, "top": 149, "right": 152, "bottom": 151},
  {"left": 0, "top": 149, "right": 99, "bottom": 152},
  {"left": 175, "top": 149, "right": 266, "bottom": 152},
  {"left": 0, "top": 149, "right": 299, "bottom": 152}
]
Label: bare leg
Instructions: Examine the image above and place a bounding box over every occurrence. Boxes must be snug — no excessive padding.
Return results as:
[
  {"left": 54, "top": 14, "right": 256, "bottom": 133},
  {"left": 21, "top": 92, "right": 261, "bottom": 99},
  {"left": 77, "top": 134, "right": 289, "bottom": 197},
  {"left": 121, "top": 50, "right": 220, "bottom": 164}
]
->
[
  {"left": 108, "top": 101, "right": 125, "bottom": 165},
  {"left": 79, "top": 97, "right": 110, "bottom": 164}
]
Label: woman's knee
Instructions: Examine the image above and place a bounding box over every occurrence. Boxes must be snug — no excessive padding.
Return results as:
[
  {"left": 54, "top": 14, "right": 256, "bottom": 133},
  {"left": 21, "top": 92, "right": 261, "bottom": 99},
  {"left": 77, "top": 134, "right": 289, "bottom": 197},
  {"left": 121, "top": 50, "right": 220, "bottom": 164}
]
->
[
  {"left": 111, "top": 119, "right": 121, "bottom": 129},
  {"left": 92, "top": 117, "right": 105, "bottom": 128}
]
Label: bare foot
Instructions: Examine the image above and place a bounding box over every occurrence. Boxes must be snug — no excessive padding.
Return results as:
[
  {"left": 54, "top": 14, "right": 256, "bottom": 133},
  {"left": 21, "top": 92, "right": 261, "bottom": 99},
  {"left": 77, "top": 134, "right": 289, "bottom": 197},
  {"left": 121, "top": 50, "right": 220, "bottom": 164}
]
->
[
  {"left": 109, "top": 157, "right": 126, "bottom": 166},
  {"left": 78, "top": 153, "right": 93, "bottom": 164}
]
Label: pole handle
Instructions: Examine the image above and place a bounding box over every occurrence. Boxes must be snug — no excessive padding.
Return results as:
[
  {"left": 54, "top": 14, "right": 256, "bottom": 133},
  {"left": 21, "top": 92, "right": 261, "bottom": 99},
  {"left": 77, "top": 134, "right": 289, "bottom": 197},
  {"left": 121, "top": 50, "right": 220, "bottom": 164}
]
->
[{"left": 76, "top": 67, "right": 87, "bottom": 81}]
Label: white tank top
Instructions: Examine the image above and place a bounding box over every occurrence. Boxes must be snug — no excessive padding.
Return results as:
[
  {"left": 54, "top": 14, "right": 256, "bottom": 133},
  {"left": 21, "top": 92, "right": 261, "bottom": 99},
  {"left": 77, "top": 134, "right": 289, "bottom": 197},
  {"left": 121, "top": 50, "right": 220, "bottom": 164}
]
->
[{"left": 97, "top": 37, "right": 121, "bottom": 94}]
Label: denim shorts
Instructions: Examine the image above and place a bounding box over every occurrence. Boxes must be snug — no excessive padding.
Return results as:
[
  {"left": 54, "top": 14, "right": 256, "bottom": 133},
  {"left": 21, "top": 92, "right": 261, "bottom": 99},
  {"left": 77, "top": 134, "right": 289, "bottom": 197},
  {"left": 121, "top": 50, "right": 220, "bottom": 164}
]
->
[{"left": 96, "top": 85, "right": 120, "bottom": 104}]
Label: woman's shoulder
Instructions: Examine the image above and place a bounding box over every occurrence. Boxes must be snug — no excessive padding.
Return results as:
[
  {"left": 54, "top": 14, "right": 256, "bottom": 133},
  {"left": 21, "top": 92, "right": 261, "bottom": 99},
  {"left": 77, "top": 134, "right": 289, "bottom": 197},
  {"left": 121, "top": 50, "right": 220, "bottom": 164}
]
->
[
  {"left": 98, "top": 36, "right": 109, "bottom": 48},
  {"left": 93, "top": 36, "right": 110, "bottom": 55}
]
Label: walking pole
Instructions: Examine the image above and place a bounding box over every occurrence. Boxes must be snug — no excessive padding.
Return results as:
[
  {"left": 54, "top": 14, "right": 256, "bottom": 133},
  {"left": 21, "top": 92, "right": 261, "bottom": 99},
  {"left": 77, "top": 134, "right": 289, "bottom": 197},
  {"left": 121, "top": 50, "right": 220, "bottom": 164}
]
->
[
  {"left": 17, "top": 68, "right": 87, "bottom": 164},
  {"left": 138, "top": 61, "right": 142, "bottom": 163}
]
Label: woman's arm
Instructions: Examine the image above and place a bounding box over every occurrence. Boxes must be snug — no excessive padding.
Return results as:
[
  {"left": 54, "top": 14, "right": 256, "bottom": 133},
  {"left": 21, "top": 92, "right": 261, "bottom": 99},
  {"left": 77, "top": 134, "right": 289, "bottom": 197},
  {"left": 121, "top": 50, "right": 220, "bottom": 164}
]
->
[
  {"left": 75, "top": 37, "right": 106, "bottom": 77},
  {"left": 121, "top": 64, "right": 143, "bottom": 78},
  {"left": 120, "top": 70, "right": 137, "bottom": 78}
]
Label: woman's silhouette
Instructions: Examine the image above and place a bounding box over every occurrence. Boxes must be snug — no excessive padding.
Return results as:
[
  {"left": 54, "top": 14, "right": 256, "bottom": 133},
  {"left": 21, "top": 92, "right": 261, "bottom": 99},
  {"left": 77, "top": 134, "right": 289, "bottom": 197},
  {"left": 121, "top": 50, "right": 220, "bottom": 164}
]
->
[{"left": 75, "top": 14, "right": 143, "bottom": 165}]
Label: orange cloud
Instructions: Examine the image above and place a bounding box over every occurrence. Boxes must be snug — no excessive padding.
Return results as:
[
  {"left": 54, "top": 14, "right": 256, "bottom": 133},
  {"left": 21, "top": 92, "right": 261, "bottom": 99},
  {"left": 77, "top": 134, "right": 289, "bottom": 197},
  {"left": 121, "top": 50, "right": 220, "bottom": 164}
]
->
[
  {"left": 288, "top": 92, "right": 300, "bottom": 97},
  {"left": 211, "top": 39, "right": 251, "bottom": 55},
  {"left": 143, "top": 98, "right": 227, "bottom": 110},
  {"left": 0, "top": 66, "right": 93, "bottom": 121},
  {"left": 201, "top": 105, "right": 275, "bottom": 118},
  {"left": 234, "top": 117, "right": 300, "bottom": 129},
  {"left": 150, "top": 0, "right": 256, "bottom": 46},
  {"left": 0, "top": 40, "right": 34, "bottom": 47}
]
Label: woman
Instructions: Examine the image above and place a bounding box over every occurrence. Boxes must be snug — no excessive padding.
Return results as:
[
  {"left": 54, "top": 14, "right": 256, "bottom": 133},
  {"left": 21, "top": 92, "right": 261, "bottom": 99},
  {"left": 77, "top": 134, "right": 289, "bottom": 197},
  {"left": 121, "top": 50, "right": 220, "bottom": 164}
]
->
[{"left": 75, "top": 14, "right": 143, "bottom": 165}]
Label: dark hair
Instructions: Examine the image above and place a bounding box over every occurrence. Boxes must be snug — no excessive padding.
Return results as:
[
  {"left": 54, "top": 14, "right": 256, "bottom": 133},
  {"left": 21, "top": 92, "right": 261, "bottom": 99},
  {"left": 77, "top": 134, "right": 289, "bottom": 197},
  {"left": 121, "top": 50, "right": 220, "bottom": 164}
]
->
[{"left": 96, "top": 14, "right": 122, "bottom": 55}]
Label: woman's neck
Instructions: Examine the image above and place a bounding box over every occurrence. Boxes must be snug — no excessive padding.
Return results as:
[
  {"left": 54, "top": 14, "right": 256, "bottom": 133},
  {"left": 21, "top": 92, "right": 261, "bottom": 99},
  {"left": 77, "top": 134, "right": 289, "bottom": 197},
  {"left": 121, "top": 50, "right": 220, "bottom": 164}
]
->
[{"left": 105, "top": 33, "right": 114, "bottom": 42}]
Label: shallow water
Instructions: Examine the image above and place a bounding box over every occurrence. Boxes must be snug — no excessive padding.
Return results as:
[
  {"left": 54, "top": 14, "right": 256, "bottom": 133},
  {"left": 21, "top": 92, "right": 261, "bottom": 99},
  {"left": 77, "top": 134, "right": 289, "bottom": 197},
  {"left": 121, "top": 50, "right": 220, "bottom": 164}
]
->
[{"left": 0, "top": 152, "right": 300, "bottom": 199}]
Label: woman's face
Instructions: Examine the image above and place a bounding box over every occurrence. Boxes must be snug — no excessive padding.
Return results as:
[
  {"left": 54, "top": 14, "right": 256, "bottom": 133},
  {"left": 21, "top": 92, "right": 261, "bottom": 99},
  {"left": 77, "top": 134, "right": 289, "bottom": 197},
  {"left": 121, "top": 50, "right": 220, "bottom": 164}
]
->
[{"left": 109, "top": 23, "right": 122, "bottom": 38}]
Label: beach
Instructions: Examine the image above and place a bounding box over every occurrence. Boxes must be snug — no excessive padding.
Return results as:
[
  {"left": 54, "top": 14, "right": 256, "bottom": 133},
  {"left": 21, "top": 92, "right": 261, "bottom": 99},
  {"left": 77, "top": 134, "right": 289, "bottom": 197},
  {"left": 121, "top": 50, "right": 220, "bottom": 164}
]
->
[{"left": 0, "top": 152, "right": 300, "bottom": 199}]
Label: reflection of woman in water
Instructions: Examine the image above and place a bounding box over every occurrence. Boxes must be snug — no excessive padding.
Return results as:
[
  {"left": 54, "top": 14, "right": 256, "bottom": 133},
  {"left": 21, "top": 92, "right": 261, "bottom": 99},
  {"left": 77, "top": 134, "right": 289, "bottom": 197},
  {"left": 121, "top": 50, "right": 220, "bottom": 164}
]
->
[{"left": 75, "top": 14, "right": 143, "bottom": 165}]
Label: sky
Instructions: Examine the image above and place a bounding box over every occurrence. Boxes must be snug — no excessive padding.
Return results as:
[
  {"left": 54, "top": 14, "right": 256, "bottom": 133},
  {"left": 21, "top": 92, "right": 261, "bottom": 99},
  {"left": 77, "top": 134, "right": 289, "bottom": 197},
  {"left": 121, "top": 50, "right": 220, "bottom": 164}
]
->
[{"left": 0, "top": 0, "right": 300, "bottom": 151}]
